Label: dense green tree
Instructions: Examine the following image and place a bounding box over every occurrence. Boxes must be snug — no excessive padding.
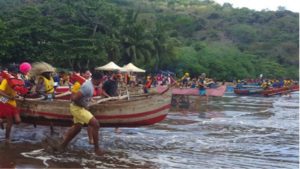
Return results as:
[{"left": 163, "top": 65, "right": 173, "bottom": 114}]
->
[{"left": 0, "top": 0, "right": 298, "bottom": 79}]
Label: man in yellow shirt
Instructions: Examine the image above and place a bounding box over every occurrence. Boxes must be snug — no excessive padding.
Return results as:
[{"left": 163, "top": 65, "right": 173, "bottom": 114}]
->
[
  {"left": 70, "top": 70, "right": 92, "bottom": 144},
  {"left": 70, "top": 69, "right": 110, "bottom": 144},
  {"left": 59, "top": 71, "right": 104, "bottom": 156}
]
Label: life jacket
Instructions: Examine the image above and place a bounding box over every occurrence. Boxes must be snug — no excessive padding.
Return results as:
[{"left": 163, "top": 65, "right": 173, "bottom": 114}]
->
[
  {"left": 0, "top": 71, "right": 28, "bottom": 95},
  {"left": 41, "top": 76, "right": 54, "bottom": 94},
  {"left": 145, "top": 79, "right": 152, "bottom": 88},
  {"left": 69, "top": 73, "right": 86, "bottom": 85}
]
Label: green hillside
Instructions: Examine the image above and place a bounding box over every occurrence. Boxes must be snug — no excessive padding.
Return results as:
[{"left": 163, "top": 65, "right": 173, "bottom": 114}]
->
[{"left": 0, "top": 0, "right": 298, "bottom": 80}]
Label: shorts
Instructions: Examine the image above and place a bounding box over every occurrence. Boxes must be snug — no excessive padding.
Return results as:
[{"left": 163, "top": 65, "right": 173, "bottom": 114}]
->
[
  {"left": 0, "top": 103, "right": 19, "bottom": 118},
  {"left": 199, "top": 89, "right": 206, "bottom": 96},
  {"left": 182, "top": 79, "right": 188, "bottom": 85},
  {"left": 70, "top": 103, "right": 93, "bottom": 125}
]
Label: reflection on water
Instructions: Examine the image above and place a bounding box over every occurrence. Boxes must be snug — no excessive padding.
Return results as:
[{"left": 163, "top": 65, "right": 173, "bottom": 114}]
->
[{"left": 0, "top": 93, "right": 299, "bottom": 168}]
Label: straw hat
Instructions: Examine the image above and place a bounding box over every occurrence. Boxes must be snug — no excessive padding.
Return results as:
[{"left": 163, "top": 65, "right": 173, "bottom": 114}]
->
[{"left": 29, "top": 62, "right": 55, "bottom": 77}]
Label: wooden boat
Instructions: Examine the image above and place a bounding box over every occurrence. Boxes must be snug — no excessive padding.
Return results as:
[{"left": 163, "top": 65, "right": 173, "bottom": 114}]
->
[
  {"left": 171, "top": 85, "right": 227, "bottom": 97},
  {"left": 16, "top": 92, "right": 171, "bottom": 128},
  {"left": 234, "top": 85, "right": 299, "bottom": 96},
  {"left": 262, "top": 85, "right": 299, "bottom": 96},
  {"left": 233, "top": 88, "right": 264, "bottom": 96},
  {"left": 54, "top": 85, "right": 169, "bottom": 100},
  {"left": 54, "top": 86, "right": 71, "bottom": 100}
]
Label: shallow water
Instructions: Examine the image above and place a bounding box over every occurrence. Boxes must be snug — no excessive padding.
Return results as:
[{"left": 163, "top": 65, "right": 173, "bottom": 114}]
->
[{"left": 0, "top": 93, "right": 299, "bottom": 168}]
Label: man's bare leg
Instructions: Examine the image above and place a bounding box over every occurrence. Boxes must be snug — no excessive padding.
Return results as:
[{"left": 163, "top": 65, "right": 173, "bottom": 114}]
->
[
  {"left": 14, "top": 114, "right": 21, "bottom": 124},
  {"left": 0, "top": 118, "right": 4, "bottom": 130},
  {"left": 88, "top": 117, "right": 104, "bottom": 155},
  {"left": 87, "top": 125, "right": 94, "bottom": 144},
  {"left": 5, "top": 116, "right": 13, "bottom": 143},
  {"left": 60, "top": 123, "right": 82, "bottom": 149}
]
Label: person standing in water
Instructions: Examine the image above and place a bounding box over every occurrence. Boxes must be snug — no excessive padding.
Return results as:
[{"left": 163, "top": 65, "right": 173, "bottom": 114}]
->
[
  {"left": 0, "top": 65, "right": 22, "bottom": 143},
  {"left": 60, "top": 71, "right": 104, "bottom": 155},
  {"left": 70, "top": 68, "right": 102, "bottom": 144},
  {"left": 102, "top": 71, "right": 122, "bottom": 133}
]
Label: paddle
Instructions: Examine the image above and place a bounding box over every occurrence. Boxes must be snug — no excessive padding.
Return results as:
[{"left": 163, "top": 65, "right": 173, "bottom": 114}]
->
[
  {"left": 55, "top": 91, "right": 72, "bottom": 98},
  {"left": 159, "top": 81, "right": 177, "bottom": 95},
  {"left": 17, "top": 95, "right": 45, "bottom": 101},
  {"left": 92, "top": 95, "right": 103, "bottom": 99},
  {"left": 89, "top": 94, "right": 129, "bottom": 106}
]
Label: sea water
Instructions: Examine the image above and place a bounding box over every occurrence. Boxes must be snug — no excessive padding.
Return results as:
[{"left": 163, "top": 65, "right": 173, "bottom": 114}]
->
[{"left": 0, "top": 93, "right": 298, "bottom": 168}]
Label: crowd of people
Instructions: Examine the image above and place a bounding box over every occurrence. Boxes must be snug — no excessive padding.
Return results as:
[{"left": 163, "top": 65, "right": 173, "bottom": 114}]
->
[
  {"left": 235, "top": 78, "right": 297, "bottom": 90},
  {"left": 0, "top": 61, "right": 181, "bottom": 155},
  {"left": 176, "top": 72, "right": 298, "bottom": 93},
  {"left": 0, "top": 62, "right": 148, "bottom": 155},
  {"left": 176, "top": 72, "right": 219, "bottom": 96},
  {"left": 1, "top": 62, "right": 298, "bottom": 156}
]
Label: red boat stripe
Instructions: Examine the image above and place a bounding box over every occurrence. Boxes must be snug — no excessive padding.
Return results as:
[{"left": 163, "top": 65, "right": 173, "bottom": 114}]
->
[
  {"left": 21, "top": 111, "right": 72, "bottom": 119},
  {"left": 21, "top": 114, "right": 168, "bottom": 127},
  {"left": 20, "top": 104, "right": 171, "bottom": 119}
]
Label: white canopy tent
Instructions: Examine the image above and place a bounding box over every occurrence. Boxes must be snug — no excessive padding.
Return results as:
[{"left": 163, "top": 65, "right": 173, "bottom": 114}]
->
[
  {"left": 95, "top": 61, "right": 122, "bottom": 71},
  {"left": 121, "top": 63, "right": 146, "bottom": 73}
]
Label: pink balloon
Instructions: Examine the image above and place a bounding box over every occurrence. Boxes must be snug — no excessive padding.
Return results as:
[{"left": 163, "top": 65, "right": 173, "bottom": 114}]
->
[{"left": 19, "top": 62, "right": 32, "bottom": 74}]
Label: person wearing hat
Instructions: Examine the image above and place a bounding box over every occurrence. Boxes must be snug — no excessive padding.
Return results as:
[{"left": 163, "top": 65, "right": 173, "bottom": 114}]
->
[
  {"left": 19, "top": 62, "right": 33, "bottom": 90},
  {"left": 181, "top": 72, "right": 190, "bottom": 88},
  {"left": 36, "top": 72, "right": 55, "bottom": 100},
  {"left": 0, "top": 65, "right": 21, "bottom": 143},
  {"left": 19, "top": 62, "right": 31, "bottom": 77},
  {"left": 31, "top": 62, "right": 55, "bottom": 100}
]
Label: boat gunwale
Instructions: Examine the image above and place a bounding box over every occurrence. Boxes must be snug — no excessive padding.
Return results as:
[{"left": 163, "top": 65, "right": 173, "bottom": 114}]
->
[{"left": 17, "top": 93, "right": 169, "bottom": 106}]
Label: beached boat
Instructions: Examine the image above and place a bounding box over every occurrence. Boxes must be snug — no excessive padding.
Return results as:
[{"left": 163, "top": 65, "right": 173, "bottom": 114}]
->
[
  {"left": 171, "top": 85, "right": 227, "bottom": 97},
  {"left": 54, "top": 85, "right": 169, "bottom": 100},
  {"left": 54, "top": 86, "right": 71, "bottom": 100},
  {"left": 16, "top": 92, "right": 171, "bottom": 128}
]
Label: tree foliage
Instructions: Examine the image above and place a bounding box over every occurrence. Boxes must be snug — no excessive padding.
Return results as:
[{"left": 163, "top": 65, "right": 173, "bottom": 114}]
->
[{"left": 0, "top": 0, "right": 298, "bottom": 79}]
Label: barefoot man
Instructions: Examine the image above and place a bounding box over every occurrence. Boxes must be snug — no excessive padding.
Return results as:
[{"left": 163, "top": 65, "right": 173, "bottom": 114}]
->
[{"left": 60, "top": 70, "right": 104, "bottom": 155}]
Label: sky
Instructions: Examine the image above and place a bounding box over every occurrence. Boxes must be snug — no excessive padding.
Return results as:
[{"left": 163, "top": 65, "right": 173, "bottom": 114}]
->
[{"left": 213, "top": 0, "right": 300, "bottom": 13}]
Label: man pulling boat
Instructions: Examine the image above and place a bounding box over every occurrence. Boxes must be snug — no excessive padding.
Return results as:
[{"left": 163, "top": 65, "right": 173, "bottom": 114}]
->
[
  {"left": 0, "top": 65, "right": 28, "bottom": 143},
  {"left": 58, "top": 70, "right": 105, "bottom": 156}
]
